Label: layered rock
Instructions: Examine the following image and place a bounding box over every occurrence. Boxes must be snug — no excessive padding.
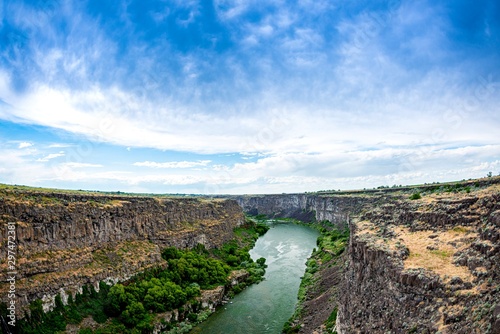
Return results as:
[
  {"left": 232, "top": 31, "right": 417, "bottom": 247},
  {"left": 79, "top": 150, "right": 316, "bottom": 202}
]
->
[
  {"left": 337, "top": 185, "right": 500, "bottom": 334},
  {"left": 0, "top": 188, "right": 244, "bottom": 314},
  {"left": 234, "top": 193, "right": 386, "bottom": 227}
]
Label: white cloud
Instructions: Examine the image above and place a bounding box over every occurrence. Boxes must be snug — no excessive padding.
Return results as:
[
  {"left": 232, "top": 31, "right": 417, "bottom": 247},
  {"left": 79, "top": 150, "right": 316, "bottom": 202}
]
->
[
  {"left": 133, "top": 160, "right": 211, "bottom": 169},
  {"left": 214, "top": 0, "right": 249, "bottom": 21},
  {"left": 18, "top": 142, "right": 33, "bottom": 149},
  {"left": 36, "top": 151, "right": 65, "bottom": 162}
]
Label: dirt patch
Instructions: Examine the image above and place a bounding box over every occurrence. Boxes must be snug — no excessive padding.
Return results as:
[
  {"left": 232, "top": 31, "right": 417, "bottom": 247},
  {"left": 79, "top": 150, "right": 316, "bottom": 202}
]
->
[{"left": 394, "top": 226, "right": 476, "bottom": 282}]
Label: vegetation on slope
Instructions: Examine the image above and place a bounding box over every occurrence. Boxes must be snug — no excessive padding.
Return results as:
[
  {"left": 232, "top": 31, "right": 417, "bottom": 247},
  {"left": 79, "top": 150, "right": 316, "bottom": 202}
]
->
[{"left": 282, "top": 225, "right": 349, "bottom": 334}]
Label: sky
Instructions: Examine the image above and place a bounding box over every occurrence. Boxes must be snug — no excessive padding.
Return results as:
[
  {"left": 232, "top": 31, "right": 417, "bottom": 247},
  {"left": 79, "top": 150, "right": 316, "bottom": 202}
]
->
[{"left": 0, "top": 0, "right": 499, "bottom": 194}]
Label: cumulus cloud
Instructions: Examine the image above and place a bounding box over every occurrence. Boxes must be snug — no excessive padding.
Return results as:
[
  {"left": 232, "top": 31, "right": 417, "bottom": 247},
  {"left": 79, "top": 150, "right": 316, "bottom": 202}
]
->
[{"left": 18, "top": 141, "right": 33, "bottom": 149}]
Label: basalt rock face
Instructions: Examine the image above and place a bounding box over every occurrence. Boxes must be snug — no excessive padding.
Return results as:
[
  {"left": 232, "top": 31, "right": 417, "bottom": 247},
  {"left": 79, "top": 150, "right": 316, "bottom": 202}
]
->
[
  {"left": 234, "top": 194, "right": 312, "bottom": 220},
  {"left": 234, "top": 193, "right": 385, "bottom": 227},
  {"left": 0, "top": 189, "right": 244, "bottom": 314},
  {"left": 337, "top": 185, "right": 500, "bottom": 334}
]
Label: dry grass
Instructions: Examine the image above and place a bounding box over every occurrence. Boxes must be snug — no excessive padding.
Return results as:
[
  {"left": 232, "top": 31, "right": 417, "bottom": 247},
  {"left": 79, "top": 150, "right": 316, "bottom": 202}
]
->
[
  {"left": 103, "top": 199, "right": 130, "bottom": 207},
  {"left": 394, "top": 226, "right": 476, "bottom": 282},
  {"left": 355, "top": 220, "right": 477, "bottom": 282},
  {"left": 356, "top": 220, "right": 378, "bottom": 235}
]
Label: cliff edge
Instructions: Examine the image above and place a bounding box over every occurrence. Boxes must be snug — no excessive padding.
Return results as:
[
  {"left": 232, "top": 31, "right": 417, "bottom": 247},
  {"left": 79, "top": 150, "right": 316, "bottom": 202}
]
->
[
  {"left": 0, "top": 187, "right": 244, "bottom": 315},
  {"left": 337, "top": 180, "right": 500, "bottom": 334}
]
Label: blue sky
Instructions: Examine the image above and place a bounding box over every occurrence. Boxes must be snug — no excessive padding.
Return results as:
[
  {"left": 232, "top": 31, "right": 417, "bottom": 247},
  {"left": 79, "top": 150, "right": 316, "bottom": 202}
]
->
[{"left": 0, "top": 0, "right": 499, "bottom": 194}]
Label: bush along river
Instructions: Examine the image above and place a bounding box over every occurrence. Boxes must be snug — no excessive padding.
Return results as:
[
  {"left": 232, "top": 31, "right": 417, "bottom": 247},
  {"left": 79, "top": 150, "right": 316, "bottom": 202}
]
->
[{"left": 191, "top": 221, "right": 320, "bottom": 334}]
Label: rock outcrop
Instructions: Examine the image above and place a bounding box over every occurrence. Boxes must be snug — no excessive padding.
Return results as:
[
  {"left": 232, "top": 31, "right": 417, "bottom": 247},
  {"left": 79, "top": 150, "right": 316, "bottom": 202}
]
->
[
  {"left": 0, "top": 188, "right": 244, "bottom": 314},
  {"left": 336, "top": 183, "right": 500, "bottom": 334}
]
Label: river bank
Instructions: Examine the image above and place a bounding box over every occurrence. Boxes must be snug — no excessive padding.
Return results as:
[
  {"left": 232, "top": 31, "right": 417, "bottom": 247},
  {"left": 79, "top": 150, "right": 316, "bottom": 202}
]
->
[{"left": 191, "top": 222, "right": 319, "bottom": 334}]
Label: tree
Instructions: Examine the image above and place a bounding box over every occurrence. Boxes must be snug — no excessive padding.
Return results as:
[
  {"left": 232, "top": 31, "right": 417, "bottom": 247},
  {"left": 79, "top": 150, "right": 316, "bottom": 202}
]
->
[
  {"left": 121, "top": 301, "right": 147, "bottom": 328},
  {"left": 162, "top": 247, "right": 181, "bottom": 260},
  {"left": 106, "top": 284, "right": 133, "bottom": 317}
]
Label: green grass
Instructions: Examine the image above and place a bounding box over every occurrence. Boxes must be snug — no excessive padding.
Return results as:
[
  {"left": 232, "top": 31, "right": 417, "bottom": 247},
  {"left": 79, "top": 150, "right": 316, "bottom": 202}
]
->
[
  {"left": 325, "top": 307, "right": 338, "bottom": 332},
  {"left": 429, "top": 249, "right": 453, "bottom": 259}
]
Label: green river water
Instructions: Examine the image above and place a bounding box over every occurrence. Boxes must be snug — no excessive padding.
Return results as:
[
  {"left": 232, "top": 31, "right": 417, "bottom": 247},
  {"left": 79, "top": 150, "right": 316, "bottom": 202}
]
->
[{"left": 191, "top": 222, "right": 320, "bottom": 334}]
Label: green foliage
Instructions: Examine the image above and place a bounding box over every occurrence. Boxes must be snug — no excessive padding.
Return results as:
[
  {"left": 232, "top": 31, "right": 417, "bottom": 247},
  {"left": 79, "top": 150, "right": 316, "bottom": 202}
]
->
[
  {"left": 238, "top": 216, "right": 270, "bottom": 240},
  {"left": 254, "top": 214, "right": 268, "bottom": 221},
  {"left": 162, "top": 247, "right": 182, "bottom": 260},
  {"left": 325, "top": 307, "right": 338, "bottom": 332},
  {"left": 305, "top": 258, "right": 318, "bottom": 274},
  {"left": 426, "top": 182, "right": 478, "bottom": 195},
  {"left": 254, "top": 223, "right": 270, "bottom": 236},
  {"left": 78, "top": 329, "right": 93, "bottom": 334},
  {"left": 211, "top": 240, "right": 252, "bottom": 270},
  {"left": 282, "top": 320, "right": 301, "bottom": 334},
  {"left": 187, "top": 313, "right": 198, "bottom": 322},
  {"left": 14, "top": 282, "right": 113, "bottom": 333},
  {"left": 164, "top": 249, "right": 231, "bottom": 289},
  {"left": 256, "top": 257, "right": 266, "bottom": 267},
  {"left": 16, "top": 299, "right": 67, "bottom": 334},
  {"left": 409, "top": 192, "right": 422, "bottom": 200},
  {"left": 316, "top": 228, "right": 349, "bottom": 256}
]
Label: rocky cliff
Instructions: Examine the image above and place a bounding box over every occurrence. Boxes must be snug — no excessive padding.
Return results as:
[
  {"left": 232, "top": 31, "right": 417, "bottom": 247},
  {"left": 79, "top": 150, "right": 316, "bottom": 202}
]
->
[
  {"left": 234, "top": 193, "right": 386, "bottom": 227},
  {"left": 235, "top": 178, "right": 500, "bottom": 334},
  {"left": 336, "top": 181, "right": 500, "bottom": 334},
  {"left": 0, "top": 187, "right": 244, "bottom": 314}
]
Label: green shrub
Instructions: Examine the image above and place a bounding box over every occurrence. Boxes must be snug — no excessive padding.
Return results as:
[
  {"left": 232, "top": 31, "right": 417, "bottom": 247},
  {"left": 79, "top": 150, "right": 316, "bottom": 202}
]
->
[
  {"left": 187, "top": 313, "right": 198, "bottom": 322},
  {"left": 162, "top": 247, "right": 182, "bottom": 260},
  {"left": 409, "top": 192, "right": 421, "bottom": 200}
]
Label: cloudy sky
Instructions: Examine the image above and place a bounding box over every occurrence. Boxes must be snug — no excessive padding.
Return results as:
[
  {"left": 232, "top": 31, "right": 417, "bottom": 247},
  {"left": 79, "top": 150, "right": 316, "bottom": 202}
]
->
[{"left": 0, "top": 0, "right": 499, "bottom": 194}]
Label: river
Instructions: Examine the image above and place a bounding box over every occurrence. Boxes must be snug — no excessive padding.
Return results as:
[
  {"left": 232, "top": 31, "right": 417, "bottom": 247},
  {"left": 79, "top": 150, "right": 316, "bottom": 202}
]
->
[{"left": 191, "top": 222, "right": 319, "bottom": 334}]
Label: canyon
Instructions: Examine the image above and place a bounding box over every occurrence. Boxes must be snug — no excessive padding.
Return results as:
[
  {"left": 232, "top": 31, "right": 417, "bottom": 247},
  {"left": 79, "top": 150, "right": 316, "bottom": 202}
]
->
[{"left": 1, "top": 177, "right": 499, "bottom": 333}]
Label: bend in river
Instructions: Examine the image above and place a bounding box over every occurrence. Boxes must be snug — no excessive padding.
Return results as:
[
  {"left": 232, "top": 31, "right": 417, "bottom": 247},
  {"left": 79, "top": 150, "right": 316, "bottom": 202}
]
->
[{"left": 192, "top": 222, "right": 319, "bottom": 334}]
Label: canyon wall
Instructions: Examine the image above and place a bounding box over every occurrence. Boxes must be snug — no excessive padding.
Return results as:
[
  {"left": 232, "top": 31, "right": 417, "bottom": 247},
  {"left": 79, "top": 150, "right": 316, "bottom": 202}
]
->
[
  {"left": 234, "top": 193, "right": 389, "bottom": 226},
  {"left": 0, "top": 188, "right": 244, "bottom": 314},
  {"left": 236, "top": 178, "right": 500, "bottom": 334},
  {"left": 336, "top": 186, "right": 500, "bottom": 334}
]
